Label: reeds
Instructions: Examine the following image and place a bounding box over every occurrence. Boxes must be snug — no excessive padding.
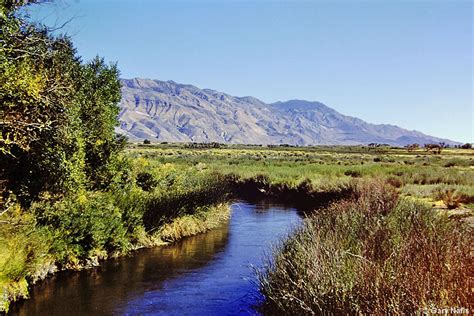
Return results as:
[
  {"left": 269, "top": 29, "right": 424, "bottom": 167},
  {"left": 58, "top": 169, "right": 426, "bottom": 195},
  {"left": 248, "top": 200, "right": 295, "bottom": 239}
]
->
[{"left": 258, "top": 180, "right": 472, "bottom": 314}]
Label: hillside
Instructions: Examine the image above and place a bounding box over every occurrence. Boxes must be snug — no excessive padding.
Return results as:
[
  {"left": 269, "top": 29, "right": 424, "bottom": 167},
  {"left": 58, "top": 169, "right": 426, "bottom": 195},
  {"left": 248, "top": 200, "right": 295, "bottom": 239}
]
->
[{"left": 118, "top": 78, "right": 455, "bottom": 146}]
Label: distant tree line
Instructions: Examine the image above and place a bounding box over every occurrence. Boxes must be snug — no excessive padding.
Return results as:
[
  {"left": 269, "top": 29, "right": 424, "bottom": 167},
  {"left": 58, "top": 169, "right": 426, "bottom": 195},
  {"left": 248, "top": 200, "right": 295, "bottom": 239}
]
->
[
  {"left": 184, "top": 142, "right": 224, "bottom": 149},
  {"left": 402, "top": 142, "right": 472, "bottom": 154},
  {"left": 0, "top": 1, "right": 127, "bottom": 206},
  {"left": 457, "top": 143, "right": 472, "bottom": 149}
]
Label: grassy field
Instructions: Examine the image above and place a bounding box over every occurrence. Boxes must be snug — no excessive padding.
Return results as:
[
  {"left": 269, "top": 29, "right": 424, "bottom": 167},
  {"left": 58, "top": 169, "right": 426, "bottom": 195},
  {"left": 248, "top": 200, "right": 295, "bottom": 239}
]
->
[{"left": 126, "top": 143, "right": 474, "bottom": 209}]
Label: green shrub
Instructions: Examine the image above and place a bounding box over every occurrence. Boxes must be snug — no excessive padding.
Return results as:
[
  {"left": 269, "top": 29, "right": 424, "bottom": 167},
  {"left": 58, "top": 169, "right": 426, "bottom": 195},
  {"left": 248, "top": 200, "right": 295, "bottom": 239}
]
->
[
  {"left": 136, "top": 172, "right": 157, "bottom": 191},
  {"left": 159, "top": 203, "right": 230, "bottom": 242},
  {"left": 142, "top": 173, "right": 231, "bottom": 231},
  {"left": 344, "top": 169, "right": 362, "bottom": 178},
  {"left": 0, "top": 203, "right": 52, "bottom": 312},
  {"left": 111, "top": 187, "right": 148, "bottom": 240},
  {"left": 32, "top": 192, "right": 129, "bottom": 265}
]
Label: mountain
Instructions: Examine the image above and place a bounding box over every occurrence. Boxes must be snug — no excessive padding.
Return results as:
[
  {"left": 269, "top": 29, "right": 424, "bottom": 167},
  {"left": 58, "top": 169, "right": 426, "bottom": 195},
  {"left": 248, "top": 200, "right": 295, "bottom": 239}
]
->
[{"left": 117, "top": 78, "right": 456, "bottom": 146}]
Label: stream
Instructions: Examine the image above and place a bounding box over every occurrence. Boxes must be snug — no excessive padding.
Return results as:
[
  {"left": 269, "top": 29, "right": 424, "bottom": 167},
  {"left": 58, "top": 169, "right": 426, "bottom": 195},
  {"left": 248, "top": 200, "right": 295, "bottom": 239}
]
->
[{"left": 11, "top": 201, "right": 301, "bottom": 315}]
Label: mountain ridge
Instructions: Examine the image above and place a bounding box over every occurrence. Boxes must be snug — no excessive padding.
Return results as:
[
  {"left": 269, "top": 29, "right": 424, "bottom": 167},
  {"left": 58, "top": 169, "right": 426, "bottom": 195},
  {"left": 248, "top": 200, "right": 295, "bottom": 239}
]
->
[{"left": 117, "top": 78, "right": 458, "bottom": 146}]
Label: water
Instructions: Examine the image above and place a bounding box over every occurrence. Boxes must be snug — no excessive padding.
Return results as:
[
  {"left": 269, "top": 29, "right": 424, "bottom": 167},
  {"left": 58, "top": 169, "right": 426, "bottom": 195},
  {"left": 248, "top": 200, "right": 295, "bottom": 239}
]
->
[{"left": 11, "top": 201, "right": 301, "bottom": 315}]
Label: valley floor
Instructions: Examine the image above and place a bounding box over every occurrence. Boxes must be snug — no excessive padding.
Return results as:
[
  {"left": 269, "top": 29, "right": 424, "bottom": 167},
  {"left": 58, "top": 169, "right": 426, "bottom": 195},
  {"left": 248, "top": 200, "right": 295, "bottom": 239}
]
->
[{"left": 1, "top": 144, "right": 472, "bottom": 313}]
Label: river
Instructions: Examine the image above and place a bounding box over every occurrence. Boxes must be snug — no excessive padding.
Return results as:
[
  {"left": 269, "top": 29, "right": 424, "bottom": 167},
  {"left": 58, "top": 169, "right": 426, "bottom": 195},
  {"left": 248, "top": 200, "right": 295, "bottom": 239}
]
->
[{"left": 11, "top": 201, "right": 301, "bottom": 315}]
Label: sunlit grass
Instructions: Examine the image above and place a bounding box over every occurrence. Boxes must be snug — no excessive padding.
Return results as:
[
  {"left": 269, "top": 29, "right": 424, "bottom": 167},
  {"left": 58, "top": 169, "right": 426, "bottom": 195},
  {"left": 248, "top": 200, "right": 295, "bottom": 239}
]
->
[
  {"left": 126, "top": 144, "right": 474, "bottom": 203},
  {"left": 257, "top": 180, "right": 472, "bottom": 314}
]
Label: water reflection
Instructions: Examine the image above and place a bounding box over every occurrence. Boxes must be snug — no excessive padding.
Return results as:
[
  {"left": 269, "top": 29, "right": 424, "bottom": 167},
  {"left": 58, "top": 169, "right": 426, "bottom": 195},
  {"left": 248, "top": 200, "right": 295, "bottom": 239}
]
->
[
  {"left": 11, "top": 201, "right": 300, "bottom": 316},
  {"left": 12, "top": 226, "right": 229, "bottom": 316}
]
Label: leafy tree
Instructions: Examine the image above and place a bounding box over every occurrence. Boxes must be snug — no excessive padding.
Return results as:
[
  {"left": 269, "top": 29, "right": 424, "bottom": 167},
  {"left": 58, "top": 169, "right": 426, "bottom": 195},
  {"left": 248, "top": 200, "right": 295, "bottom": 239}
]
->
[
  {"left": 78, "top": 57, "right": 125, "bottom": 189},
  {"left": 0, "top": 1, "right": 126, "bottom": 204},
  {"left": 1, "top": 2, "right": 86, "bottom": 204}
]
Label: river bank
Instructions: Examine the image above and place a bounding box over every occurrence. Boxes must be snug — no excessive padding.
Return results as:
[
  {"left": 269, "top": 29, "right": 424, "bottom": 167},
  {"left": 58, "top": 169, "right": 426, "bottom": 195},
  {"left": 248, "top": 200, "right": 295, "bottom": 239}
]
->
[
  {"left": 0, "top": 165, "right": 233, "bottom": 313},
  {"left": 257, "top": 180, "right": 473, "bottom": 314},
  {"left": 1, "top": 201, "right": 231, "bottom": 313}
]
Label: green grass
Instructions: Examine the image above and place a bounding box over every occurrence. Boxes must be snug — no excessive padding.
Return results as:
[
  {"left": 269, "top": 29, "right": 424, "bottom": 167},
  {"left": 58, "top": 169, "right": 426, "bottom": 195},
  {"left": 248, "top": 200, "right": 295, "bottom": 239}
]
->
[
  {"left": 125, "top": 144, "right": 474, "bottom": 203},
  {"left": 158, "top": 203, "right": 231, "bottom": 242}
]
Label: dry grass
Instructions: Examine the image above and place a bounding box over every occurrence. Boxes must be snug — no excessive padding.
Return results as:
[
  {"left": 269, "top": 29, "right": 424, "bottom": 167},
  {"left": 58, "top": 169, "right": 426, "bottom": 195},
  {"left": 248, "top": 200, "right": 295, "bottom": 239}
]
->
[
  {"left": 439, "top": 189, "right": 463, "bottom": 210},
  {"left": 158, "top": 203, "right": 231, "bottom": 242},
  {"left": 258, "top": 180, "right": 473, "bottom": 315}
]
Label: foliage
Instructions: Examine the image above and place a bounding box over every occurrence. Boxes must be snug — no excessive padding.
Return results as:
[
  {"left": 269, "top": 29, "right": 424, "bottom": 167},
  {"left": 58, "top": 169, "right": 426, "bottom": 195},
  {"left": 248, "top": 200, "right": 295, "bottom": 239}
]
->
[
  {"left": 0, "top": 2, "right": 128, "bottom": 310},
  {"left": 32, "top": 192, "right": 129, "bottom": 266},
  {"left": 158, "top": 203, "right": 230, "bottom": 242},
  {"left": 0, "top": 6, "right": 86, "bottom": 203},
  {"left": 0, "top": 200, "right": 51, "bottom": 312},
  {"left": 78, "top": 57, "right": 124, "bottom": 189},
  {"left": 136, "top": 172, "right": 157, "bottom": 191},
  {"left": 0, "top": 1, "right": 125, "bottom": 204}
]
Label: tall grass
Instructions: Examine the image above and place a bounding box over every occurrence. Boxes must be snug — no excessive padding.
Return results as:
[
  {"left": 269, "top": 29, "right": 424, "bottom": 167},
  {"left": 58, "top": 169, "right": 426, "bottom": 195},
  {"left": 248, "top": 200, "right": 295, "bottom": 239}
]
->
[
  {"left": 159, "top": 203, "right": 231, "bottom": 242},
  {"left": 2, "top": 145, "right": 472, "bottom": 311},
  {"left": 258, "top": 180, "right": 472, "bottom": 314}
]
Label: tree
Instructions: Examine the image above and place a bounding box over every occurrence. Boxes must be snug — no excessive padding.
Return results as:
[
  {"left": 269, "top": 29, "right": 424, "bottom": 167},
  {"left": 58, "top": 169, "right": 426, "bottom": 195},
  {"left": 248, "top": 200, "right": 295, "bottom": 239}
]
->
[
  {"left": 0, "top": 1, "right": 126, "bottom": 204},
  {"left": 406, "top": 143, "right": 419, "bottom": 152},
  {"left": 77, "top": 57, "right": 124, "bottom": 189},
  {"left": 1, "top": 2, "right": 86, "bottom": 203}
]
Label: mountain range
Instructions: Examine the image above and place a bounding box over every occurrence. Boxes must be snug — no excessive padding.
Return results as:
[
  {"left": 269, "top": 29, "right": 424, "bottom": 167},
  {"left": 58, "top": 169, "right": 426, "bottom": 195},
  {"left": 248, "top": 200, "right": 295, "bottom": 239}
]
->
[{"left": 117, "top": 78, "right": 456, "bottom": 146}]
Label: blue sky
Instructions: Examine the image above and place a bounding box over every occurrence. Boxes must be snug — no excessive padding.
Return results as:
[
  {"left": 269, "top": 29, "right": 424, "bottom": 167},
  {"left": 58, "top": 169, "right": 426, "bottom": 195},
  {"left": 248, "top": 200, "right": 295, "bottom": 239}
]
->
[{"left": 28, "top": 0, "right": 472, "bottom": 142}]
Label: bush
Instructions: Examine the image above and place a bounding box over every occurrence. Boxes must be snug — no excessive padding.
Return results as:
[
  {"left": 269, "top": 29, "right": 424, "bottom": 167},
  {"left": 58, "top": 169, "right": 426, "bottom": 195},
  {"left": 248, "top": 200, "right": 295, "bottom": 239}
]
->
[
  {"left": 344, "top": 169, "right": 362, "bottom": 178},
  {"left": 136, "top": 172, "right": 157, "bottom": 191},
  {"left": 0, "top": 201, "right": 53, "bottom": 312},
  {"left": 142, "top": 173, "right": 232, "bottom": 231},
  {"left": 444, "top": 161, "right": 456, "bottom": 168},
  {"left": 158, "top": 203, "right": 230, "bottom": 242},
  {"left": 32, "top": 193, "right": 129, "bottom": 266},
  {"left": 439, "top": 189, "right": 462, "bottom": 209},
  {"left": 386, "top": 176, "right": 402, "bottom": 188}
]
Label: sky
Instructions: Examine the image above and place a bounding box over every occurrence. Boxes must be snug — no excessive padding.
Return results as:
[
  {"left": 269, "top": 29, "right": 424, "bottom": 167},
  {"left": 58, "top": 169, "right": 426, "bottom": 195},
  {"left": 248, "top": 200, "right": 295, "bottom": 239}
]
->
[{"left": 28, "top": 0, "right": 472, "bottom": 143}]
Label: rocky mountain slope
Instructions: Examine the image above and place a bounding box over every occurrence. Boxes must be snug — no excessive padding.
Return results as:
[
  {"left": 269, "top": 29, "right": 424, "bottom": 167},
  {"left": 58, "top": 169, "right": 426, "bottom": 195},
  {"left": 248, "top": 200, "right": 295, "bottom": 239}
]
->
[{"left": 118, "top": 78, "right": 455, "bottom": 146}]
